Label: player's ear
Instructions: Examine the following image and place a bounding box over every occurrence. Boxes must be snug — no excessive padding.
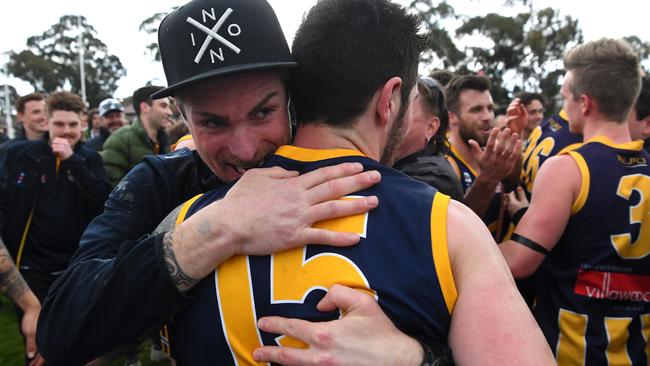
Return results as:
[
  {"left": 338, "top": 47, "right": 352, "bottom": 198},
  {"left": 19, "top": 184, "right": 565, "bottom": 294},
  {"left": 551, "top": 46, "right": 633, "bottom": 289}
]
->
[{"left": 375, "top": 77, "right": 402, "bottom": 128}]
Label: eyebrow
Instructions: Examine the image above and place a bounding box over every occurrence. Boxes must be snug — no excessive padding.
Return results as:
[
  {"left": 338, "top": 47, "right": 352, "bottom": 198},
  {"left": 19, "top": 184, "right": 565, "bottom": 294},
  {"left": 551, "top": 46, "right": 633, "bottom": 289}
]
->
[{"left": 249, "top": 92, "right": 279, "bottom": 114}]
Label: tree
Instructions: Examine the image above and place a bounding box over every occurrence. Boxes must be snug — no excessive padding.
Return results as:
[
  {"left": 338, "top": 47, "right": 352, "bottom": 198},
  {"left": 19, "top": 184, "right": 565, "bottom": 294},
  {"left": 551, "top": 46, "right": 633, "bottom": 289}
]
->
[
  {"left": 411, "top": 1, "right": 583, "bottom": 112},
  {"left": 139, "top": 8, "right": 179, "bottom": 62},
  {"left": 7, "top": 15, "right": 126, "bottom": 107},
  {"left": 625, "top": 36, "right": 650, "bottom": 72}
]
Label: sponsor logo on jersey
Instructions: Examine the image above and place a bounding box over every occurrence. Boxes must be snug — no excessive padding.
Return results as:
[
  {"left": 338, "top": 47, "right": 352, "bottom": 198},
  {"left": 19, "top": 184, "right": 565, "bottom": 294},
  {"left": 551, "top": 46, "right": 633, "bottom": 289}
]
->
[{"left": 574, "top": 269, "right": 650, "bottom": 302}]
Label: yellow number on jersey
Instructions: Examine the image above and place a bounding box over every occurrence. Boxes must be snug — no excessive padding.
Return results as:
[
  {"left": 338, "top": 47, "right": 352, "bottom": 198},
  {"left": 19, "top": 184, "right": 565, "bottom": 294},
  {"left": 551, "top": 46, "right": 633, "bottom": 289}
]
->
[
  {"left": 522, "top": 130, "right": 555, "bottom": 193},
  {"left": 611, "top": 174, "right": 650, "bottom": 259},
  {"left": 217, "top": 198, "right": 372, "bottom": 365}
]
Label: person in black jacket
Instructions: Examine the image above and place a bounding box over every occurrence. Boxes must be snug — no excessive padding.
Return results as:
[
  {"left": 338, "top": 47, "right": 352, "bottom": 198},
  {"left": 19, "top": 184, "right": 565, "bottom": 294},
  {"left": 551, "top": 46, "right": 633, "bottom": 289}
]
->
[
  {"left": 0, "top": 91, "right": 110, "bottom": 365},
  {"left": 394, "top": 77, "right": 464, "bottom": 201}
]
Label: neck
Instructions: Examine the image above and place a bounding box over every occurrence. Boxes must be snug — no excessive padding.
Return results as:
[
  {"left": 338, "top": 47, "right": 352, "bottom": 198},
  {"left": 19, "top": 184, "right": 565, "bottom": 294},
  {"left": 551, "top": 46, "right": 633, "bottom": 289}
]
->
[
  {"left": 448, "top": 129, "right": 477, "bottom": 169},
  {"left": 140, "top": 116, "right": 159, "bottom": 143},
  {"left": 582, "top": 118, "right": 631, "bottom": 144},
  {"left": 293, "top": 122, "right": 382, "bottom": 160}
]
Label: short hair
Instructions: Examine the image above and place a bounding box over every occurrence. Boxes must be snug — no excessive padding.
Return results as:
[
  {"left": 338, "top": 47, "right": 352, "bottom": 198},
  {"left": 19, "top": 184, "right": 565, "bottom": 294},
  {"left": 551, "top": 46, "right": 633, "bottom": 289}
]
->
[
  {"left": 133, "top": 86, "right": 165, "bottom": 117},
  {"left": 46, "top": 91, "right": 85, "bottom": 116},
  {"left": 445, "top": 75, "right": 492, "bottom": 115},
  {"left": 635, "top": 75, "right": 650, "bottom": 121},
  {"left": 291, "top": 0, "right": 427, "bottom": 128},
  {"left": 517, "top": 92, "right": 545, "bottom": 107},
  {"left": 564, "top": 38, "right": 641, "bottom": 122},
  {"left": 419, "top": 77, "right": 449, "bottom": 155},
  {"left": 16, "top": 92, "right": 45, "bottom": 114},
  {"left": 429, "top": 69, "right": 455, "bottom": 87}
]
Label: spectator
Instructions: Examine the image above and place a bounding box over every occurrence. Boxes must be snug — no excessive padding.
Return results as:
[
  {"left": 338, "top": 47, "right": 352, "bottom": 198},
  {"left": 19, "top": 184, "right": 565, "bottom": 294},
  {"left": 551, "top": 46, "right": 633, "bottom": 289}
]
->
[
  {"left": 0, "top": 91, "right": 110, "bottom": 365},
  {"left": 85, "top": 98, "right": 126, "bottom": 151},
  {"left": 101, "top": 86, "right": 172, "bottom": 186},
  {"left": 84, "top": 108, "right": 100, "bottom": 140}
]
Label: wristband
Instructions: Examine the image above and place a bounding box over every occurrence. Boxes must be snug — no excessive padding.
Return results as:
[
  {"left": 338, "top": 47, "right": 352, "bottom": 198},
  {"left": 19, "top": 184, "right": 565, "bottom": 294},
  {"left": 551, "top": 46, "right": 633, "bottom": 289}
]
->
[{"left": 511, "top": 207, "right": 528, "bottom": 225}]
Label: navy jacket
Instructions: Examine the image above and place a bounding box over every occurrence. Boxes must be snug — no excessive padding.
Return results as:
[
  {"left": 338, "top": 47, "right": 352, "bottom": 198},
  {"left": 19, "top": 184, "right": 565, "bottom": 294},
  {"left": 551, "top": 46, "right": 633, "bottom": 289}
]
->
[
  {"left": 37, "top": 148, "right": 222, "bottom": 365},
  {"left": 0, "top": 139, "right": 110, "bottom": 272}
]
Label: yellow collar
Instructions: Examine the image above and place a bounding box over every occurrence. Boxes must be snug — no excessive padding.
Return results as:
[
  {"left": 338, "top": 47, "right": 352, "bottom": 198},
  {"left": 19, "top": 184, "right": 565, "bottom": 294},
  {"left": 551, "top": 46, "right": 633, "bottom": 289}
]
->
[
  {"left": 586, "top": 136, "right": 644, "bottom": 151},
  {"left": 275, "top": 145, "right": 366, "bottom": 162}
]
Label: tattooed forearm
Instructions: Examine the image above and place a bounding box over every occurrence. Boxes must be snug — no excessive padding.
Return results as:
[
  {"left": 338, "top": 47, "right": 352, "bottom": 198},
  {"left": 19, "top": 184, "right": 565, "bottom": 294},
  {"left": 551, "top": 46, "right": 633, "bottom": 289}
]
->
[
  {"left": 162, "top": 231, "right": 199, "bottom": 292},
  {"left": 0, "top": 241, "right": 29, "bottom": 303}
]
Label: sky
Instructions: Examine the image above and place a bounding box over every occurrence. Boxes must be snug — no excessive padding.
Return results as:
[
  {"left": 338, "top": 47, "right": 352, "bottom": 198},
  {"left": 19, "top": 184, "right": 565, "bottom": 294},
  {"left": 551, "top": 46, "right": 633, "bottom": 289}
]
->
[{"left": 1, "top": 0, "right": 649, "bottom": 102}]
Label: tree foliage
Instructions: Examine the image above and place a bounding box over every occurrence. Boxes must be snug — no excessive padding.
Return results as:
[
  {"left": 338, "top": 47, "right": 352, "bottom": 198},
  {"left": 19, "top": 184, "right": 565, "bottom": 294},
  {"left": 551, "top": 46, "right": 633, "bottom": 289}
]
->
[
  {"left": 139, "top": 8, "right": 179, "bottom": 62},
  {"left": 7, "top": 15, "right": 126, "bottom": 107},
  {"left": 411, "top": 0, "right": 584, "bottom": 112}
]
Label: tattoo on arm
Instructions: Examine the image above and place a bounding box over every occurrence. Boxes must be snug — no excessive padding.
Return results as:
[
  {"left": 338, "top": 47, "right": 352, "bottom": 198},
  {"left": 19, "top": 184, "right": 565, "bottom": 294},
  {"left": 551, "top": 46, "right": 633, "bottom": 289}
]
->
[
  {"left": 0, "top": 240, "right": 29, "bottom": 303},
  {"left": 162, "top": 231, "right": 199, "bottom": 292}
]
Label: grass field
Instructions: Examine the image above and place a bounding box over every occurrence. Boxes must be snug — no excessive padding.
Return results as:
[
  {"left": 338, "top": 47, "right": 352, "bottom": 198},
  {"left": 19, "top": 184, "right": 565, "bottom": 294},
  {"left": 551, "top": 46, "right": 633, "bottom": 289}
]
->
[{"left": 0, "top": 296, "right": 171, "bottom": 366}]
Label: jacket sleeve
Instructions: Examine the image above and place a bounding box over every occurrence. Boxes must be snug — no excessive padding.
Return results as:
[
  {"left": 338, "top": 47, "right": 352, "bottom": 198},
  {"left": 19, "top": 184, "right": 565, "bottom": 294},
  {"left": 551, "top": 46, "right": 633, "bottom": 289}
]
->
[
  {"left": 100, "top": 132, "right": 131, "bottom": 186},
  {"left": 64, "top": 151, "right": 112, "bottom": 210},
  {"left": 37, "top": 158, "right": 194, "bottom": 366}
]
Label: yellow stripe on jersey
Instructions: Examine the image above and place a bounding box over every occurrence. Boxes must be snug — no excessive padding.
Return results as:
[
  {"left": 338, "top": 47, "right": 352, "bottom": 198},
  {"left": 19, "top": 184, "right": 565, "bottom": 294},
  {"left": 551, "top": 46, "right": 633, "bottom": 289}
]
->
[
  {"left": 557, "top": 308, "right": 588, "bottom": 365},
  {"left": 449, "top": 144, "right": 478, "bottom": 177},
  {"left": 557, "top": 143, "right": 582, "bottom": 156},
  {"left": 568, "top": 151, "right": 590, "bottom": 215},
  {"left": 175, "top": 194, "right": 204, "bottom": 226},
  {"left": 430, "top": 193, "right": 457, "bottom": 314},
  {"left": 604, "top": 317, "right": 633, "bottom": 366},
  {"left": 641, "top": 314, "right": 650, "bottom": 362},
  {"left": 446, "top": 155, "right": 461, "bottom": 179},
  {"left": 586, "top": 136, "right": 644, "bottom": 152},
  {"left": 559, "top": 109, "right": 569, "bottom": 121},
  {"left": 275, "top": 145, "right": 366, "bottom": 162}
]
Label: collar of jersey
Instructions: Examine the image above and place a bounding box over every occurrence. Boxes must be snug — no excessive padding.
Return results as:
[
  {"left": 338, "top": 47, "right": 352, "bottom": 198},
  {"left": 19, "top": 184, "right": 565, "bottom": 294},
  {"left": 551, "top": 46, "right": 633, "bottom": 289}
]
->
[
  {"left": 559, "top": 109, "right": 569, "bottom": 121},
  {"left": 586, "top": 136, "right": 644, "bottom": 151},
  {"left": 274, "top": 145, "right": 366, "bottom": 162},
  {"left": 449, "top": 143, "right": 478, "bottom": 176}
]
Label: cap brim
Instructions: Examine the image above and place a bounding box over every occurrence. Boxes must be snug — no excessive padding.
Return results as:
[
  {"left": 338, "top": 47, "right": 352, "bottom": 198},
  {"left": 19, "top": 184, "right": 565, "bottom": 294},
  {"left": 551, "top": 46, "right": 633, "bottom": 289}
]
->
[
  {"left": 100, "top": 108, "right": 124, "bottom": 117},
  {"left": 151, "top": 61, "right": 297, "bottom": 99}
]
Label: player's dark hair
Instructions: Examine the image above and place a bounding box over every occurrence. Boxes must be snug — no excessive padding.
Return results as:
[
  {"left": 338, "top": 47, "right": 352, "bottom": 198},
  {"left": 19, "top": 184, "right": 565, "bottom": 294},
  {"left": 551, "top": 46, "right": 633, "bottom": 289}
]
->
[
  {"left": 516, "top": 92, "right": 545, "bottom": 107},
  {"left": 291, "top": 0, "right": 427, "bottom": 128},
  {"left": 429, "top": 69, "right": 455, "bottom": 87},
  {"left": 419, "top": 77, "right": 449, "bottom": 155},
  {"left": 445, "top": 75, "right": 492, "bottom": 115},
  {"left": 636, "top": 75, "right": 650, "bottom": 121}
]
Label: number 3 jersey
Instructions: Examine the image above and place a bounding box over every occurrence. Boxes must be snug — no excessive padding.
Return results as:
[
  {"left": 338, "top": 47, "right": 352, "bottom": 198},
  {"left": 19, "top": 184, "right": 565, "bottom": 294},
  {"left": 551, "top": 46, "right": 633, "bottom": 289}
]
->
[
  {"left": 534, "top": 137, "right": 650, "bottom": 365},
  {"left": 171, "top": 146, "right": 457, "bottom": 365}
]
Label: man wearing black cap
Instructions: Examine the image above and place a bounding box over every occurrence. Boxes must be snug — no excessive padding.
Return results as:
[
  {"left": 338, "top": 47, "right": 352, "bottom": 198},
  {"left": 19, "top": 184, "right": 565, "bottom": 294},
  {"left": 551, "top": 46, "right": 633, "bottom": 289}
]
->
[
  {"left": 37, "top": 0, "right": 423, "bottom": 364},
  {"left": 85, "top": 98, "right": 127, "bottom": 151}
]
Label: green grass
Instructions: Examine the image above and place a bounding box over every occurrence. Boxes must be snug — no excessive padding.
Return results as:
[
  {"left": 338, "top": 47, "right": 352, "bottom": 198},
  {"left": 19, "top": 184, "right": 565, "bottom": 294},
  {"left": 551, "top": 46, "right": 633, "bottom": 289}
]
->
[{"left": 0, "top": 296, "right": 171, "bottom": 365}]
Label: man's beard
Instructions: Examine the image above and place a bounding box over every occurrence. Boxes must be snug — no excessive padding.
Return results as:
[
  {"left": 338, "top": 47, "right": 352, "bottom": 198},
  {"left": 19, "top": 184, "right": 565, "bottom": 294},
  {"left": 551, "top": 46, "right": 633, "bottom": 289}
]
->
[
  {"left": 380, "top": 108, "right": 408, "bottom": 166},
  {"left": 458, "top": 121, "right": 488, "bottom": 147}
]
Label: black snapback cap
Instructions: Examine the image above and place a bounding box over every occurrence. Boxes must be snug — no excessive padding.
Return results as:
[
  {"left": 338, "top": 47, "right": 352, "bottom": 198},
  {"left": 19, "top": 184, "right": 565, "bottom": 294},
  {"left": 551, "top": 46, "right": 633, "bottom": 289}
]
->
[{"left": 152, "top": 0, "right": 296, "bottom": 99}]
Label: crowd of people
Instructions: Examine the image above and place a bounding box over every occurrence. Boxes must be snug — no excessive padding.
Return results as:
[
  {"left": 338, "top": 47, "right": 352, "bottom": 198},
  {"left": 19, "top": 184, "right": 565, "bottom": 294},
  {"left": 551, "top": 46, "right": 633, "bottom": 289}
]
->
[{"left": 0, "top": 0, "right": 649, "bottom": 365}]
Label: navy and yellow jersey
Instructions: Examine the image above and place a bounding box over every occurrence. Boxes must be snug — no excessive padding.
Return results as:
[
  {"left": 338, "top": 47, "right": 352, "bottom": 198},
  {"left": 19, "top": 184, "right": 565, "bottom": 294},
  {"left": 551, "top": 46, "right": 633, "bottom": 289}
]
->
[
  {"left": 446, "top": 144, "right": 510, "bottom": 241},
  {"left": 170, "top": 146, "right": 457, "bottom": 365},
  {"left": 534, "top": 137, "right": 650, "bottom": 365},
  {"left": 521, "top": 110, "right": 583, "bottom": 196}
]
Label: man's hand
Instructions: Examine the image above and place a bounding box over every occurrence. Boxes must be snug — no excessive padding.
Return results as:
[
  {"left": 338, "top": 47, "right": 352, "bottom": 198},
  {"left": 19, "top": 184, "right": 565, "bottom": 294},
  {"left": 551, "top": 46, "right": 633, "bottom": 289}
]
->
[
  {"left": 167, "top": 162, "right": 381, "bottom": 292},
  {"left": 504, "top": 186, "right": 529, "bottom": 217},
  {"left": 505, "top": 98, "right": 528, "bottom": 134},
  {"left": 469, "top": 127, "right": 522, "bottom": 183},
  {"left": 252, "top": 284, "right": 424, "bottom": 366},
  {"left": 51, "top": 137, "right": 74, "bottom": 161},
  {"left": 21, "top": 297, "right": 44, "bottom": 366}
]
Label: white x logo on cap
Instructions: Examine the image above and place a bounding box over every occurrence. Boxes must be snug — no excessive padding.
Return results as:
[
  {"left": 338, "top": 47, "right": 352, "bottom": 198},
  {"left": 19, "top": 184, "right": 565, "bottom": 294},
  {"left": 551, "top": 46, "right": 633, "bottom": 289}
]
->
[{"left": 187, "top": 8, "right": 241, "bottom": 64}]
